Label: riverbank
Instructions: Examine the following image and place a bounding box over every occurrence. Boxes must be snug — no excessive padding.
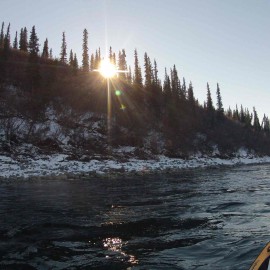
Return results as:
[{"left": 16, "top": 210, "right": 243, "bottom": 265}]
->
[{"left": 1, "top": 148, "right": 270, "bottom": 180}]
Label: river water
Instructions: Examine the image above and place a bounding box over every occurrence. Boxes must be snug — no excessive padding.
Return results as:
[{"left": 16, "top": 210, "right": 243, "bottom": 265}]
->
[{"left": 1, "top": 164, "right": 270, "bottom": 269}]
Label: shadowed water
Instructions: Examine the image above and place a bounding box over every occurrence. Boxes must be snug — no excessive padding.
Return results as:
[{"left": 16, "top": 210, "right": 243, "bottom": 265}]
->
[{"left": 1, "top": 164, "right": 270, "bottom": 269}]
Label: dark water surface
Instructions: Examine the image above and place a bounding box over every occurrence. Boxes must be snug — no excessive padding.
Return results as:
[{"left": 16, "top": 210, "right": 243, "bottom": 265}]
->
[{"left": 1, "top": 164, "right": 270, "bottom": 269}]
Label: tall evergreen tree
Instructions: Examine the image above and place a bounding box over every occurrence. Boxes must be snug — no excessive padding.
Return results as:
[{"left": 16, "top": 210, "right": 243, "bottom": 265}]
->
[
  {"left": 60, "top": 32, "right": 67, "bottom": 63},
  {"left": 109, "top": 46, "right": 113, "bottom": 62},
  {"left": 153, "top": 59, "right": 159, "bottom": 86},
  {"left": 19, "top": 27, "right": 28, "bottom": 52},
  {"left": 69, "top": 49, "right": 74, "bottom": 66},
  {"left": 163, "top": 68, "right": 172, "bottom": 104},
  {"left": 3, "top": 23, "right": 11, "bottom": 51},
  {"left": 28, "top": 26, "right": 39, "bottom": 58},
  {"left": 206, "top": 83, "right": 214, "bottom": 111},
  {"left": 253, "top": 107, "right": 261, "bottom": 131},
  {"left": 239, "top": 105, "right": 245, "bottom": 123},
  {"left": 13, "top": 31, "right": 18, "bottom": 49},
  {"left": 182, "top": 78, "right": 187, "bottom": 99},
  {"left": 187, "top": 81, "right": 195, "bottom": 105},
  {"left": 41, "top": 38, "right": 49, "bottom": 58},
  {"left": 262, "top": 114, "right": 270, "bottom": 133},
  {"left": 144, "top": 52, "right": 153, "bottom": 88},
  {"left": 94, "top": 50, "right": 99, "bottom": 69},
  {"left": 127, "top": 65, "right": 132, "bottom": 84},
  {"left": 118, "top": 49, "right": 127, "bottom": 79},
  {"left": 216, "top": 83, "right": 224, "bottom": 114},
  {"left": 134, "top": 49, "right": 143, "bottom": 87},
  {"left": 28, "top": 25, "right": 40, "bottom": 90},
  {"left": 0, "top": 22, "right": 4, "bottom": 48},
  {"left": 90, "top": 53, "right": 95, "bottom": 71},
  {"left": 232, "top": 105, "right": 240, "bottom": 121},
  {"left": 73, "top": 53, "right": 78, "bottom": 70},
  {"left": 82, "top": 28, "right": 89, "bottom": 71},
  {"left": 49, "top": 48, "right": 53, "bottom": 58}
]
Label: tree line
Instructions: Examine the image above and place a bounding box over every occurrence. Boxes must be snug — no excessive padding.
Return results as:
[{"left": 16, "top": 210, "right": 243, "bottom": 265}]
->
[{"left": 1, "top": 21, "right": 270, "bottom": 155}]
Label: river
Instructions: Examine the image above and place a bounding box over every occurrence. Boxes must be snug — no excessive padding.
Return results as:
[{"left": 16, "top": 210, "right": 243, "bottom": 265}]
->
[{"left": 1, "top": 164, "right": 270, "bottom": 269}]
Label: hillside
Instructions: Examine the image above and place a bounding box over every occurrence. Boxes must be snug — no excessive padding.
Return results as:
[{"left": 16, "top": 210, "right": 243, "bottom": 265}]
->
[{"left": 1, "top": 24, "right": 270, "bottom": 178}]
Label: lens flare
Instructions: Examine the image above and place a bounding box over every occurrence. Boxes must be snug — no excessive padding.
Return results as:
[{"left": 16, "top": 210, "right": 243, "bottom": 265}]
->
[
  {"left": 115, "top": 90, "right": 122, "bottom": 96},
  {"left": 99, "top": 58, "right": 117, "bottom": 78}
]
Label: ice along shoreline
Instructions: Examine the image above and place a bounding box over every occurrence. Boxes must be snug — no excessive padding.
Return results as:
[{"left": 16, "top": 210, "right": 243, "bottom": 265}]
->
[{"left": 1, "top": 150, "right": 270, "bottom": 181}]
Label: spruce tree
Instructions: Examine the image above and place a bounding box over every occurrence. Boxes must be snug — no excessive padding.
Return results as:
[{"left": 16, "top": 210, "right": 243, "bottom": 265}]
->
[
  {"left": 90, "top": 53, "right": 94, "bottom": 71},
  {"left": 118, "top": 49, "right": 127, "bottom": 79},
  {"left": 49, "top": 48, "right": 53, "bottom": 58},
  {"left": 163, "top": 68, "right": 172, "bottom": 104},
  {"left": 28, "top": 26, "right": 39, "bottom": 58},
  {"left": 42, "top": 38, "right": 49, "bottom": 58},
  {"left": 127, "top": 65, "right": 132, "bottom": 84},
  {"left": 206, "top": 83, "right": 214, "bottom": 111},
  {"left": 82, "top": 28, "right": 89, "bottom": 71},
  {"left": 144, "top": 52, "right": 152, "bottom": 88},
  {"left": 94, "top": 50, "right": 99, "bottom": 69},
  {"left": 3, "top": 23, "right": 11, "bottom": 51},
  {"left": 262, "top": 114, "right": 270, "bottom": 133},
  {"left": 73, "top": 53, "right": 79, "bottom": 72},
  {"left": 69, "top": 49, "right": 74, "bottom": 66},
  {"left": 134, "top": 49, "right": 143, "bottom": 87},
  {"left": 60, "top": 32, "right": 67, "bottom": 63},
  {"left": 0, "top": 22, "right": 4, "bottom": 48},
  {"left": 253, "top": 107, "right": 261, "bottom": 131},
  {"left": 109, "top": 46, "right": 113, "bottom": 62},
  {"left": 171, "top": 65, "right": 181, "bottom": 101},
  {"left": 240, "top": 105, "right": 245, "bottom": 123},
  {"left": 28, "top": 25, "right": 40, "bottom": 90},
  {"left": 182, "top": 78, "right": 187, "bottom": 99},
  {"left": 19, "top": 27, "right": 28, "bottom": 52},
  {"left": 13, "top": 31, "right": 18, "bottom": 49},
  {"left": 233, "top": 105, "right": 239, "bottom": 121},
  {"left": 153, "top": 59, "right": 159, "bottom": 86},
  {"left": 187, "top": 82, "right": 195, "bottom": 105},
  {"left": 216, "top": 83, "right": 224, "bottom": 114}
]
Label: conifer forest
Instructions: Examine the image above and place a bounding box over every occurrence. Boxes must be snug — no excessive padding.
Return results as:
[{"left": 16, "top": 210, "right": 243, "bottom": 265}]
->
[{"left": 1, "top": 22, "right": 270, "bottom": 158}]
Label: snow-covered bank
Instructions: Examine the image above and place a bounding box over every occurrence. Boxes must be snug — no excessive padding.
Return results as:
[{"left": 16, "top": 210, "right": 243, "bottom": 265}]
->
[{"left": 1, "top": 150, "right": 270, "bottom": 180}]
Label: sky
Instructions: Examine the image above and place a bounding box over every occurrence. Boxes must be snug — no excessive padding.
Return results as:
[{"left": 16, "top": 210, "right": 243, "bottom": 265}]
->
[{"left": 1, "top": 0, "right": 270, "bottom": 119}]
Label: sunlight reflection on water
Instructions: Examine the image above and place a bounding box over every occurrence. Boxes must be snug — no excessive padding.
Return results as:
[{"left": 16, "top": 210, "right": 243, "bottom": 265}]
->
[{"left": 103, "top": 237, "right": 139, "bottom": 265}]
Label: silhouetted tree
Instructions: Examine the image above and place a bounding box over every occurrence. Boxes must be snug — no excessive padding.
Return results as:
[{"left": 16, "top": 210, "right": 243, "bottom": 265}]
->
[
  {"left": 60, "top": 32, "right": 67, "bottom": 63},
  {"left": 216, "top": 83, "right": 224, "bottom": 114},
  {"left": 82, "top": 28, "right": 89, "bottom": 71},
  {"left": 171, "top": 65, "right": 181, "bottom": 102},
  {"left": 27, "top": 25, "right": 40, "bottom": 91},
  {"left": 232, "top": 105, "right": 240, "bottom": 121},
  {"left": 19, "top": 27, "right": 28, "bottom": 52},
  {"left": 3, "top": 23, "right": 11, "bottom": 52},
  {"left": 187, "top": 81, "right": 195, "bottom": 105},
  {"left": 28, "top": 26, "right": 39, "bottom": 58},
  {"left": 49, "top": 48, "right": 53, "bottom": 58},
  {"left": 13, "top": 31, "right": 18, "bottom": 49},
  {"left": 206, "top": 83, "right": 214, "bottom": 111},
  {"left": 253, "top": 107, "right": 260, "bottom": 131},
  {"left": 41, "top": 38, "right": 49, "bottom": 58},
  {"left": 0, "top": 22, "right": 4, "bottom": 48},
  {"left": 182, "top": 78, "right": 187, "bottom": 99},
  {"left": 134, "top": 49, "right": 143, "bottom": 87},
  {"left": 262, "top": 114, "right": 270, "bottom": 133},
  {"left": 69, "top": 49, "right": 74, "bottom": 65}
]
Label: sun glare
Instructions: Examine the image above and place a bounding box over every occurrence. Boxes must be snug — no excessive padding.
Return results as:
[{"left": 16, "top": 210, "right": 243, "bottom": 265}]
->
[{"left": 99, "top": 58, "right": 117, "bottom": 78}]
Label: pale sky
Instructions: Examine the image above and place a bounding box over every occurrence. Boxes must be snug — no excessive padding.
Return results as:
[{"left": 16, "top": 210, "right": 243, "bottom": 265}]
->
[{"left": 1, "top": 0, "right": 270, "bottom": 118}]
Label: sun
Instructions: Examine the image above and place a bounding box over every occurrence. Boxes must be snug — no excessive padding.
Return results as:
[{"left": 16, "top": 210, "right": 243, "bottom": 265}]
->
[{"left": 99, "top": 58, "right": 117, "bottom": 78}]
